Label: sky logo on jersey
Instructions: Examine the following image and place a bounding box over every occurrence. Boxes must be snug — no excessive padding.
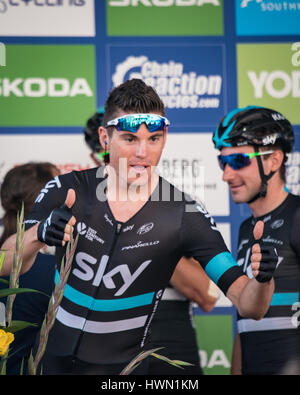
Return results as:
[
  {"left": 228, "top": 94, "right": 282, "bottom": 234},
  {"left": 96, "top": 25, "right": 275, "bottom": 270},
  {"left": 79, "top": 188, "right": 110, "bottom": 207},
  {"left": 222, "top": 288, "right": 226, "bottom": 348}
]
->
[
  {"left": 106, "top": 0, "right": 223, "bottom": 36},
  {"left": 72, "top": 252, "right": 152, "bottom": 297},
  {"left": 237, "top": 43, "right": 300, "bottom": 124},
  {"left": 109, "top": 45, "right": 225, "bottom": 129},
  {"left": 235, "top": 0, "right": 300, "bottom": 35},
  {"left": 0, "top": 45, "right": 96, "bottom": 127}
]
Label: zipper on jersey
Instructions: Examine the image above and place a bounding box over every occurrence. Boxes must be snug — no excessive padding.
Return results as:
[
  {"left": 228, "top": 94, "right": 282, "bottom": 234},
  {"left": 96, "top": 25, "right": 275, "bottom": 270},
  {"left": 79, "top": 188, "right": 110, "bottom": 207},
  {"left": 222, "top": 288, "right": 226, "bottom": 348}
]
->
[
  {"left": 116, "top": 222, "right": 122, "bottom": 234},
  {"left": 107, "top": 222, "right": 122, "bottom": 258}
]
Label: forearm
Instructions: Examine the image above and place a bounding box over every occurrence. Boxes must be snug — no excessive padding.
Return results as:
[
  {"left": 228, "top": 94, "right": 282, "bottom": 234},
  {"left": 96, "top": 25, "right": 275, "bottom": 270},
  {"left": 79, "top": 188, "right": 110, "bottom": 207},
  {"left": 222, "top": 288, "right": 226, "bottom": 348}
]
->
[
  {"left": 235, "top": 276, "right": 274, "bottom": 319},
  {"left": 0, "top": 224, "right": 44, "bottom": 276},
  {"left": 227, "top": 274, "right": 274, "bottom": 319},
  {"left": 171, "top": 257, "right": 219, "bottom": 311}
]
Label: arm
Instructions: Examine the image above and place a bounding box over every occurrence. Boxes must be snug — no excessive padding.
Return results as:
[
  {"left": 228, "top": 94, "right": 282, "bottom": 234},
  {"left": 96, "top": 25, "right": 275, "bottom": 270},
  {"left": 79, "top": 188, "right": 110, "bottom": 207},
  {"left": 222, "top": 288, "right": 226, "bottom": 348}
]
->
[
  {"left": 0, "top": 189, "right": 76, "bottom": 277},
  {"left": 226, "top": 220, "right": 276, "bottom": 320},
  {"left": 226, "top": 275, "right": 274, "bottom": 320},
  {"left": 0, "top": 223, "right": 44, "bottom": 276},
  {"left": 231, "top": 333, "right": 242, "bottom": 375},
  {"left": 180, "top": 203, "right": 276, "bottom": 320},
  {"left": 170, "top": 257, "right": 219, "bottom": 312}
]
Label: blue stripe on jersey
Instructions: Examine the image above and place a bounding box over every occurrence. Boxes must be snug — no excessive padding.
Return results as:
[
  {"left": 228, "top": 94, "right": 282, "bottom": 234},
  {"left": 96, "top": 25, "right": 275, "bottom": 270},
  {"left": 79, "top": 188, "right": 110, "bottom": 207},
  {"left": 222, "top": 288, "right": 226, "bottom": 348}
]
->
[
  {"left": 54, "top": 270, "right": 155, "bottom": 311},
  {"left": 270, "top": 292, "right": 299, "bottom": 306},
  {"left": 205, "top": 252, "right": 238, "bottom": 284}
]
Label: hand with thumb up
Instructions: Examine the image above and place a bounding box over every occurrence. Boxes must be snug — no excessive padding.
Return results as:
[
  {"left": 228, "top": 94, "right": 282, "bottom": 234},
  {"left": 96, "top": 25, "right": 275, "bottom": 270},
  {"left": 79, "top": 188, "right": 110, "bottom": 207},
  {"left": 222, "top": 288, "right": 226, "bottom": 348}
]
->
[
  {"left": 37, "top": 189, "right": 77, "bottom": 247},
  {"left": 251, "top": 220, "right": 278, "bottom": 283}
]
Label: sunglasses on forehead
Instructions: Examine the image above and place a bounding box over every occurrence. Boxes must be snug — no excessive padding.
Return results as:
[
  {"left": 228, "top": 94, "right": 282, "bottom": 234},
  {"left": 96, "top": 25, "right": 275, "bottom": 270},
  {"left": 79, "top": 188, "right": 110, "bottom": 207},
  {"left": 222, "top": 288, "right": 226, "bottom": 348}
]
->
[
  {"left": 218, "top": 150, "right": 274, "bottom": 171},
  {"left": 106, "top": 113, "right": 170, "bottom": 133}
]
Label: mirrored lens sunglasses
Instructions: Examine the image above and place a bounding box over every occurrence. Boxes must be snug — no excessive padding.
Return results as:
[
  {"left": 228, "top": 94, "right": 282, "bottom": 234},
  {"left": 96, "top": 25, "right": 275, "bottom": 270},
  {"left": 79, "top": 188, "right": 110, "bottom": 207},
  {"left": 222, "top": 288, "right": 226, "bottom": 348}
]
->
[
  {"left": 106, "top": 113, "right": 170, "bottom": 133},
  {"left": 218, "top": 150, "right": 274, "bottom": 171}
]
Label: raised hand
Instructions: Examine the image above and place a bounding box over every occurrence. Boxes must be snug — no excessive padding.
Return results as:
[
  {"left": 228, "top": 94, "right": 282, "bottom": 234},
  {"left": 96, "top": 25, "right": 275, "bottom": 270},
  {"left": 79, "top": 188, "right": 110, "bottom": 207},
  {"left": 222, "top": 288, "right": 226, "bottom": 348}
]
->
[
  {"left": 37, "top": 189, "right": 77, "bottom": 247},
  {"left": 251, "top": 220, "right": 278, "bottom": 283}
]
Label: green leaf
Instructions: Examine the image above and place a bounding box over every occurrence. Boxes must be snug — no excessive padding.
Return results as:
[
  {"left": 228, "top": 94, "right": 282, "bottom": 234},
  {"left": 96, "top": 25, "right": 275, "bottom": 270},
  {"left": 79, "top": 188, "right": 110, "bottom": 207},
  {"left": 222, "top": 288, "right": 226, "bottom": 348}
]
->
[
  {"left": 0, "top": 251, "right": 5, "bottom": 273},
  {"left": 151, "top": 353, "right": 194, "bottom": 369},
  {"left": 0, "top": 358, "right": 7, "bottom": 375},
  {"left": 0, "top": 278, "right": 9, "bottom": 285},
  {"left": 171, "top": 359, "right": 194, "bottom": 366},
  {"left": 5, "top": 320, "right": 37, "bottom": 333},
  {"left": 27, "top": 351, "right": 36, "bottom": 376},
  {"left": 0, "top": 287, "right": 49, "bottom": 299},
  {"left": 20, "top": 357, "right": 24, "bottom": 376},
  {"left": 120, "top": 348, "right": 164, "bottom": 375}
]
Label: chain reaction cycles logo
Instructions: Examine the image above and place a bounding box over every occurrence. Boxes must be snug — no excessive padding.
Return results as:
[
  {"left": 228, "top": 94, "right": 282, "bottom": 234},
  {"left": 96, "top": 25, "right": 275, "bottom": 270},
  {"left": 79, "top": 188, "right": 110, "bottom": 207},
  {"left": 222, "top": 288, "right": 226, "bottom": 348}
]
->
[{"left": 113, "top": 56, "right": 222, "bottom": 110}]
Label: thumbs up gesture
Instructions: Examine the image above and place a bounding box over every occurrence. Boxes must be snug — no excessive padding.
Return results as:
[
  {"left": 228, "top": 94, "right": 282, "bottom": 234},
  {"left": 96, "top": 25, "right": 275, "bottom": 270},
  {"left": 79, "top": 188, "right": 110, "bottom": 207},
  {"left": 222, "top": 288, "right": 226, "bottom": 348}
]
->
[
  {"left": 251, "top": 220, "right": 278, "bottom": 283},
  {"left": 37, "top": 189, "right": 77, "bottom": 247}
]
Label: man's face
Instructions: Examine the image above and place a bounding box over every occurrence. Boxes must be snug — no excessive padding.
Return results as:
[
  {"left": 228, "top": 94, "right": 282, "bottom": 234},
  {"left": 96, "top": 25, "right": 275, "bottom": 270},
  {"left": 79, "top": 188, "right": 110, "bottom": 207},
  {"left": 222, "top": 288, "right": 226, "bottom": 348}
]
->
[
  {"left": 220, "top": 146, "right": 262, "bottom": 204},
  {"left": 100, "top": 112, "right": 168, "bottom": 189}
]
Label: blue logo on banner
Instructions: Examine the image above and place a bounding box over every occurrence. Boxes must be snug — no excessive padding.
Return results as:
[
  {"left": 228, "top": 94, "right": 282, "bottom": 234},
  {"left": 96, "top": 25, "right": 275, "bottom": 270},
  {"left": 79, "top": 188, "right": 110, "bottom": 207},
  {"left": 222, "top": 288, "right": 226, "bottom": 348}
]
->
[
  {"left": 107, "top": 44, "right": 226, "bottom": 131},
  {"left": 235, "top": 0, "right": 300, "bottom": 36}
]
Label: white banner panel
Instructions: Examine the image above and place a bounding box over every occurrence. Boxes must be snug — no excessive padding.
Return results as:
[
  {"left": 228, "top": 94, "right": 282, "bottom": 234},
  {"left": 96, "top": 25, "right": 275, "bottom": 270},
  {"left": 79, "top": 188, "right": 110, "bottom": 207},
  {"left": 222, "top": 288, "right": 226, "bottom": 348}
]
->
[
  {"left": 0, "top": 1, "right": 95, "bottom": 37},
  {"left": 217, "top": 222, "right": 231, "bottom": 251},
  {"left": 158, "top": 133, "right": 229, "bottom": 216}
]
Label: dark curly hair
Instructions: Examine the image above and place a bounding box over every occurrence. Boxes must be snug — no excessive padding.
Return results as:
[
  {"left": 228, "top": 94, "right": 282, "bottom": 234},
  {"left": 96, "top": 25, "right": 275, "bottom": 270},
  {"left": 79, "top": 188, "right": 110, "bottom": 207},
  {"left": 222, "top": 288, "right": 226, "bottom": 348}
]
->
[{"left": 103, "top": 79, "right": 165, "bottom": 137}]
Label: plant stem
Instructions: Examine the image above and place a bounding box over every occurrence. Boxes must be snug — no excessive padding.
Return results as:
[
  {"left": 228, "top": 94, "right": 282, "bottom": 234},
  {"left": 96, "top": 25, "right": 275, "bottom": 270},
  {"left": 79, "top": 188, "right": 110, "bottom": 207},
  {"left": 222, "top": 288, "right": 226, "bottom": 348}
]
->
[{"left": 29, "top": 233, "right": 78, "bottom": 375}]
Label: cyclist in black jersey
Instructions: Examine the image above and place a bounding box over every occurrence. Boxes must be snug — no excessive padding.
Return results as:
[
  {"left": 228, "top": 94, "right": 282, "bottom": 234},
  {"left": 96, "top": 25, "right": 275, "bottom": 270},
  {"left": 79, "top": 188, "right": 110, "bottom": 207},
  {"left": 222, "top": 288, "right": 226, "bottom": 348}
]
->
[
  {"left": 213, "top": 105, "right": 300, "bottom": 375},
  {"left": 84, "top": 106, "right": 219, "bottom": 375},
  {"left": 1, "top": 80, "right": 278, "bottom": 375}
]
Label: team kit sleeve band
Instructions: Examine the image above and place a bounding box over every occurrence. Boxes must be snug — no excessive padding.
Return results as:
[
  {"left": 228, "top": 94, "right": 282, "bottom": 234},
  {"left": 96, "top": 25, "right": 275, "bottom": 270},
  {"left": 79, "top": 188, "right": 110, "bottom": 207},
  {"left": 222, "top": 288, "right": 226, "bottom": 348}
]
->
[{"left": 204, "top": 252, "right": 244, "bottom": 295}]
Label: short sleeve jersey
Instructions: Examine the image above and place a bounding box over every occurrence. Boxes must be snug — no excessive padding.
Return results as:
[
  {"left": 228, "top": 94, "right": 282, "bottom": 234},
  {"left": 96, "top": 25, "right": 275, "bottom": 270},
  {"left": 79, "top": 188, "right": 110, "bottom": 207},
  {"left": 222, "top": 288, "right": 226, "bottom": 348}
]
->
[
  {"left": 236, "top": 194, "right": 300, "bottom": 374},
  {"left": 25, "top": 167, "right": 243, "bottom": 364}
]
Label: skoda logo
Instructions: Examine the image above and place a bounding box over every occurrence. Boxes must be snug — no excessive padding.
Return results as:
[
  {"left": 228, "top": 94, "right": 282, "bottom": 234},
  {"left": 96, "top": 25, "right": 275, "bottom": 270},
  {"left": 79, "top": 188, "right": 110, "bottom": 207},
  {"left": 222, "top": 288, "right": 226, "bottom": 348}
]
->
[
  {"left": 137, "top": 222, "right": 154, "bottom": 235},
  {"left": 77, "top": 222, "right": 87, "bottom": 235}
]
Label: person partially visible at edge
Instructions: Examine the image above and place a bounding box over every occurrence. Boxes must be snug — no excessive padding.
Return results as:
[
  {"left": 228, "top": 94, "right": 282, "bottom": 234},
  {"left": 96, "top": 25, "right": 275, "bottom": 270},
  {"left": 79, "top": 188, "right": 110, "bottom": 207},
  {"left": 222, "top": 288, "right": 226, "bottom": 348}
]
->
[
  {"left": 213, "top": 106, "right": 300, "bottom": 375},
  {"left": 0, "top": 162, "right": 59, "bottom": 374},
  {"left": 84, "top": 106, "right": 219, "bottom": 375},
  {"left": 1, "top": 79, "right": 277, "bottom": 375}
]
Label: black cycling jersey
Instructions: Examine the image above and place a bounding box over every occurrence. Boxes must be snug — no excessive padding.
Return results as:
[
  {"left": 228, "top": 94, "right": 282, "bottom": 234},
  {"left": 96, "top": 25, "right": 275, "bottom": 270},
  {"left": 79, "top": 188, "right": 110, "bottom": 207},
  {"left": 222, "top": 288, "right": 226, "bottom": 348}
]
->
[
  {"left": 236, "top": 193, "right": 300, "bottom": 375},
  {"left": 25, "top": 167, "right": 243, "bottom": 365},
  {"left": 148, "top": 285, "right": 203, "bottom": 375}
]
